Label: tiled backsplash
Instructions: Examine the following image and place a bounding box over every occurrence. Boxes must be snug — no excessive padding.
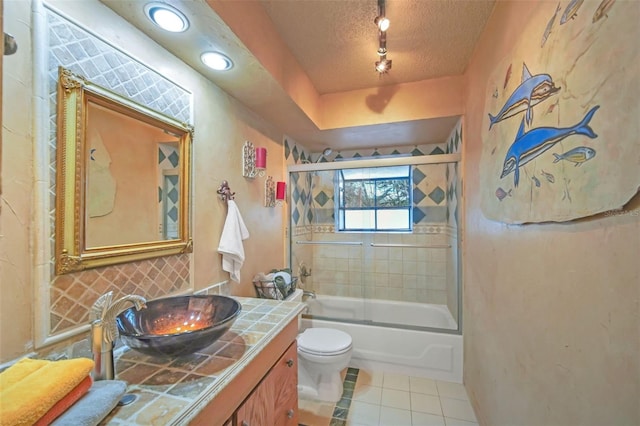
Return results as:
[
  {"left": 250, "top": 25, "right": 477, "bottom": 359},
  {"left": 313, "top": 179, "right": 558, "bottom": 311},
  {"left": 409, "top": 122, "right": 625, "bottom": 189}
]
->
[{"left": 50, "top": 255, "right": 190, "bottom": 334}]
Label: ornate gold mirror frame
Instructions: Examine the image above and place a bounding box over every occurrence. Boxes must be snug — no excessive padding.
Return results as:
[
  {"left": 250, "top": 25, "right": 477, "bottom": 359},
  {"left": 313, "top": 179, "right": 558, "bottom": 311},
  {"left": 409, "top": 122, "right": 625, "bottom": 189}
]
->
[{"left": 55, "top": 67, "right": 193, "bottom": 274}]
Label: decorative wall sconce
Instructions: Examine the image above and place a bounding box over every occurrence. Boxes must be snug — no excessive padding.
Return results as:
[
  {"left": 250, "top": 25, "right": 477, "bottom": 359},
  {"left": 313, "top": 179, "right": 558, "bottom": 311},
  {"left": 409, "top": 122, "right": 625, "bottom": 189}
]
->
[
  {"left": 264, "top": 177, "right": 286, "bottom": 207},
  {"left": 243, "top": 141, "right": 266, "bottom": 178},
  {"left": 265, "top": 176, "right": 275, "bottom": 207}
]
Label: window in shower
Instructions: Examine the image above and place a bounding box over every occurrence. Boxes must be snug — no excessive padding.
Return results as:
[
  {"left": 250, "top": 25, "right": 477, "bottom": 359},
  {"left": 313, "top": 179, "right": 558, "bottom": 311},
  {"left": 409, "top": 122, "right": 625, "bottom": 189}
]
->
[{"left": 336, "top": 166, "right": 412, "bottom": 231}]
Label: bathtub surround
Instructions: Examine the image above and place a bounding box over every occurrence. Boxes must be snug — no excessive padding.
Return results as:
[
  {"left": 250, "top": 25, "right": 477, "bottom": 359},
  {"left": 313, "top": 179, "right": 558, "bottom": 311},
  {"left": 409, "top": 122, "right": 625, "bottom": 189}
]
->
[
  {"left": 300, "top": 229, "right": 453, "bottom": 306},
  {"left": 289, "top": 148, "right": 462, "bottom": 328}
]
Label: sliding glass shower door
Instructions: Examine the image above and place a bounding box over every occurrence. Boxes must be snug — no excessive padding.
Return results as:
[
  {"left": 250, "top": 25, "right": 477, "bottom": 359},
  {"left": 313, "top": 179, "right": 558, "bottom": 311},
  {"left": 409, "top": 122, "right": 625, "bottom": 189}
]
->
[{"left": 288, "top": 154, "right": 461, "bottom": 333}]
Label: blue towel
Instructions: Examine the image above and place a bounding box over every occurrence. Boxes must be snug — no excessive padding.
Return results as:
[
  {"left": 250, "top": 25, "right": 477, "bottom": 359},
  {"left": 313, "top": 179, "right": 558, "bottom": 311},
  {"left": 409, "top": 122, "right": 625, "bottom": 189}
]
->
[{"left": 51, "top": 380, "right": 126, "bottom": 426}]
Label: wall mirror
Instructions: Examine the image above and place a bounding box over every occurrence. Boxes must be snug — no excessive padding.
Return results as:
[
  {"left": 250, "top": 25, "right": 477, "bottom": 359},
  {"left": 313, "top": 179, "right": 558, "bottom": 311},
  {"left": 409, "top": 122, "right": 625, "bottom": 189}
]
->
[{"left": 55, "top": 67, "right": 193, "bottom": 274}]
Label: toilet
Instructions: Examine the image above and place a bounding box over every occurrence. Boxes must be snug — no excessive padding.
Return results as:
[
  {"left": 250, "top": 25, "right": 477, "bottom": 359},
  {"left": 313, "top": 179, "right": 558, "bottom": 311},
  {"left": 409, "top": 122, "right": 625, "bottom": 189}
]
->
[
  {"left": 297, "top": 327, "right": 353, "bottom": 402},
  {"left": 286, "top": 289, "right": 354, "bottom": 403}
]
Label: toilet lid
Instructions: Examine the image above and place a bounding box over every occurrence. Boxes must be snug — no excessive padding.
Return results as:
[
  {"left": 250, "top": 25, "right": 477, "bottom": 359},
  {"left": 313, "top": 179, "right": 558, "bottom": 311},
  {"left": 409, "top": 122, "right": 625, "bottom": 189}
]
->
[{"left": 297, "top": 328, "right": 352, "bottom": 355}]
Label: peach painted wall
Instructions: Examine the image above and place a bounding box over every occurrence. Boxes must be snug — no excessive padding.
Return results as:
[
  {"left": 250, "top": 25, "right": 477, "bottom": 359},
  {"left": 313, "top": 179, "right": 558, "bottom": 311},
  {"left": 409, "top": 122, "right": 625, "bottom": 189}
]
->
[
  {"left": 462, "top": 2, "right": 639, "bottom": 425},
  {"left": 320, "top": 75, "right": 464, "bottom": 129},
  {"left": 0, "top": 0, "right": 287, "bottom": 361}
]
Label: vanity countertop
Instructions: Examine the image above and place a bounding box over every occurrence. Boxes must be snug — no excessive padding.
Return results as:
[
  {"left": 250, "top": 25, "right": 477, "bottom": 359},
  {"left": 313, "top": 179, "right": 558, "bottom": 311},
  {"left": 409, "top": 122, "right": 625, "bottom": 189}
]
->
[{"left": 100, "top": 296, "right": 305, "bottom": 425}]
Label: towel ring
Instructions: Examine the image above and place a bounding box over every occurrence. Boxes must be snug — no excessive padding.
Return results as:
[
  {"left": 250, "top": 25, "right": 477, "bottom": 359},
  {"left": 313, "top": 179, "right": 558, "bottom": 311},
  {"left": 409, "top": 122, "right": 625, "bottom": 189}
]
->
[{"left": 217, "top": 180, "right": 235, "bottom": 201}]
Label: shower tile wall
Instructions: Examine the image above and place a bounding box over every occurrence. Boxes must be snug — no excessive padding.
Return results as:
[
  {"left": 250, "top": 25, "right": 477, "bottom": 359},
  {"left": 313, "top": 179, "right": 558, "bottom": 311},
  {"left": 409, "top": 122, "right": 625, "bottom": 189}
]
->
[
  {"left": 445, "top": 119, "right": 463, "bottom": 321},
  {"left": 290, "top": 142, "right": 460, "bottom": 306},
  {"left": 46, "top": 10, "right": 192, "bottom": 336},
  {"left": 284, "top": 138, "right": 314, "bottom": 278},
  {"left": 307, "top": 231, "right": 450, "bottom": 304},
  {"left": 297, "top": 144, "right": 450, "bottom": 231}
]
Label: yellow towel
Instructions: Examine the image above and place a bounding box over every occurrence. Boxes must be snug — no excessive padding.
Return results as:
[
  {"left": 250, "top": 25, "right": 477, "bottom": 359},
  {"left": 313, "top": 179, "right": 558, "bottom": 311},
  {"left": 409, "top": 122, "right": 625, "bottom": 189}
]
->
[{"left": 0, "top": 357, "right": 94, "bottom": 426}]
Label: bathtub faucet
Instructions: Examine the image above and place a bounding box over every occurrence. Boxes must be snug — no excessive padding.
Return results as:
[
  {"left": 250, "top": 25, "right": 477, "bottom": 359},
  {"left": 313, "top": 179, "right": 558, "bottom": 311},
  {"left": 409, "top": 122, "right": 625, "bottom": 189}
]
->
[
  {"left": 302, "top": 290, "right": 316, "bottom": 300},
  {"left": 90, "top": 291, "right": 146, "bottom": 381}
]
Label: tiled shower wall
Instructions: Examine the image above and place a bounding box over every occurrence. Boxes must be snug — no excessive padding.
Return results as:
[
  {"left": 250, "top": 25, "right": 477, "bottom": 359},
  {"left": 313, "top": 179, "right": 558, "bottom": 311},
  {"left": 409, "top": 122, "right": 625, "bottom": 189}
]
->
[
  {"left": 284, "top": 137, "right": 314, "bottom": 278},
  {"left": 445, "top": 119, "right": 462, "bottom": 322},
  {"left": 46, "top": 10, "right": 192, "bottom": 336},
  {"left": 289, "top": 144, "right": 450, "bottom": 231},
  {"left": 287, "top": 142, "right": 461, "bottom": 308},
  {"left": 303, "top": 230, "right": 451, "bottom": 304}
]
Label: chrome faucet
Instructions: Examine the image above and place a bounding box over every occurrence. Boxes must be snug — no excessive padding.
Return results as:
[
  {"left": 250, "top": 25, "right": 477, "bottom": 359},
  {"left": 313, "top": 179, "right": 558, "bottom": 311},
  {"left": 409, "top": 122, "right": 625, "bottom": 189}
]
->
[{"left": 90, "top": 291, "right": 146, "bottom": 381}]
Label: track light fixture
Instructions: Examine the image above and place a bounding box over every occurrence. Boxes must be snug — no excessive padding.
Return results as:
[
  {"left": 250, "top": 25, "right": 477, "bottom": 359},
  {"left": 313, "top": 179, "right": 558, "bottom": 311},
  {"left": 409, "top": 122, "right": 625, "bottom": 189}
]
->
[
  {"left": 374, "top": 15, "right": 390, "bottom": 32},
  {"left": 375, "top": 58, "right": 392, "bottom": 73},
  {"left": 374, "top": 0, "right": 392, "bottom": 74}
]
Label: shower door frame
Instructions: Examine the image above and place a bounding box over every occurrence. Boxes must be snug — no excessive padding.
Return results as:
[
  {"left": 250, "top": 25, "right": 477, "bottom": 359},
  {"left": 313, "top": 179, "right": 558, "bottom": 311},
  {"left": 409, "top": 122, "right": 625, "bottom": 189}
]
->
[{"left": 288, "top": 153, "right": 463, "bottom": 335}]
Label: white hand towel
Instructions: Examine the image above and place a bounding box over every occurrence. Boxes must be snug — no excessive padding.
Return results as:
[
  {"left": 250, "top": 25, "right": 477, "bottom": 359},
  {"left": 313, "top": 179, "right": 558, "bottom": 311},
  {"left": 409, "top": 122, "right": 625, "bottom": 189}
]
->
[{"left": 217, "top": 200, "right": 250, "bottom": 282}]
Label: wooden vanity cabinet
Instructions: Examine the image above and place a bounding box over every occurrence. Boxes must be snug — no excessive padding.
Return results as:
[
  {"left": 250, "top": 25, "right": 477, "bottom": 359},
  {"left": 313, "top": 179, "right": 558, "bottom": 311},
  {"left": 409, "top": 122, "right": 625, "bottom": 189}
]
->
[
  {"left": 190, "top": 317, "right": 299, "bottom": 426},
  {"left": 235, "top": 342, "right": 298, "bottom": 426}
]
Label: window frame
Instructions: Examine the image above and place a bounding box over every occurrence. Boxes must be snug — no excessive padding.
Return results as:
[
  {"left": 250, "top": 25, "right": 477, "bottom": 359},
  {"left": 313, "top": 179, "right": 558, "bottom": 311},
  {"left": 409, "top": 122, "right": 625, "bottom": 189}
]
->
[{"left": 335, "top": 166, "right": 413, "bottom": 232}]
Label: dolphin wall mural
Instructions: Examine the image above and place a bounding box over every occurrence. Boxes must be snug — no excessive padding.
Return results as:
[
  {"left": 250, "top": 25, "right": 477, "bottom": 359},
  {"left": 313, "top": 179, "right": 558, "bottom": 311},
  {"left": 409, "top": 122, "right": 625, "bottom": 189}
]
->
[
  {"left": 500, "top": 106, "right": 599, "bottom": 186},
  {"left": 479, "top": 1, "right": 638, "bottom": 224},
  {"left": 488, "top": 63, "right": 560, "bottom": 130}
]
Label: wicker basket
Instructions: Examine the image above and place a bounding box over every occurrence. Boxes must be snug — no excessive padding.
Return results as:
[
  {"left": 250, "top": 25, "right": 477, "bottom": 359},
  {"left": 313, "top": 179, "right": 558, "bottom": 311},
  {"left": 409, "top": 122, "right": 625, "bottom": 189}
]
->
[{"left": 253, "top": 277, "right": 298, "bottom": 300}]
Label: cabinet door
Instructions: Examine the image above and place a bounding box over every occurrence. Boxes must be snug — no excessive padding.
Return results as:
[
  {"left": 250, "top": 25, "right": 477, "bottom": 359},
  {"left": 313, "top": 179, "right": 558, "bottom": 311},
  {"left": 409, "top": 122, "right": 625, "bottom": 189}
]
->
[
  {"left": 235, "top": 377, "right": 274, "bottom": 426},
  {"left": 234, "top": 341, "right": 298, "bottom": 426},
  {"left": 268, "top": 342, "right": 298, "bottom": 425}
]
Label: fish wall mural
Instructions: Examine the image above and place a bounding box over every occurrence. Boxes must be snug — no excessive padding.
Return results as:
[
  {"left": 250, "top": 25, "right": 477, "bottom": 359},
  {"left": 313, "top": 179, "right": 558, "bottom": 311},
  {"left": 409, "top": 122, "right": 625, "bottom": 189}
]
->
[{"left": 480, "top": 0, "right": 639, "bottom": 223}]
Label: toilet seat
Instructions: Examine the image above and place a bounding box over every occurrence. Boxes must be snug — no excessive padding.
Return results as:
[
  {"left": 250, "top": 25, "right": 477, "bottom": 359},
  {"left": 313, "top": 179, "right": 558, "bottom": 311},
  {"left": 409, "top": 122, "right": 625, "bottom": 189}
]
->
[{"left": 297, "top": 328, "right": 352, "bottom": 356}]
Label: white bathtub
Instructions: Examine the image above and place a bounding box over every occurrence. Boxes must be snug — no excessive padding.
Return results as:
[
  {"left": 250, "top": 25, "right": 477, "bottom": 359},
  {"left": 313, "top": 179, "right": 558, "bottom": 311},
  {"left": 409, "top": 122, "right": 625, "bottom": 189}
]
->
[{"left": 301, "top": 295, "right": 463, "bottom": 383}]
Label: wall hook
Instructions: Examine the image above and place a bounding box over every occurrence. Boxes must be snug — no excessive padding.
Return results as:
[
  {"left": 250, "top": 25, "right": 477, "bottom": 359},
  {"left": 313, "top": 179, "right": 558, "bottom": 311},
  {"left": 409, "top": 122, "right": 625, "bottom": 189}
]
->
[{"left": 217, "top": 180, "right": 235, "bottom": 201}]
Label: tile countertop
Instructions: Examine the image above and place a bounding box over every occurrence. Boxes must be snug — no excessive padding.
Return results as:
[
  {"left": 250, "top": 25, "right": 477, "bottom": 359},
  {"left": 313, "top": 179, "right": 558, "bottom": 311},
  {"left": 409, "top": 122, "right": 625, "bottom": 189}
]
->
[{"left": 100, "top": 297, "right": 305, "bottom": 425}]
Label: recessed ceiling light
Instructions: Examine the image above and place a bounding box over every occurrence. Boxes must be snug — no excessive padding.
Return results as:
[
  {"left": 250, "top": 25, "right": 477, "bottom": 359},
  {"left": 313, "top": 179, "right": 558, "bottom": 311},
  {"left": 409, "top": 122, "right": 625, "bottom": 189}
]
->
[
  {"left": 144, "top": 3, "right": 189, "bottom": 33},
  {"left": 201, "top": 52, "right": 234, "bottom": 71}
]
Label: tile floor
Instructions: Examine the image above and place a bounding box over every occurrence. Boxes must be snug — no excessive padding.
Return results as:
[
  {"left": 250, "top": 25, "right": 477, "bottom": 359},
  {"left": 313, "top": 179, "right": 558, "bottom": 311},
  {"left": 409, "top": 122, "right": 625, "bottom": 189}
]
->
[{"left": 299, "top": 367, "right": 478, "bottom": 426}]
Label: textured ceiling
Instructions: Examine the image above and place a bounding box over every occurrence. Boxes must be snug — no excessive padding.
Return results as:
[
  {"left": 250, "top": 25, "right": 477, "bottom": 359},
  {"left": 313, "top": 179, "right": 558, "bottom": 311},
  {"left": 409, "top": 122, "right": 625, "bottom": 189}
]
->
[
  {"left": 100, "top": 0, "right": 496, "bottom": 151},
  {"left": 261, "top": 0, "right": 495, "bottom": 94}
]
